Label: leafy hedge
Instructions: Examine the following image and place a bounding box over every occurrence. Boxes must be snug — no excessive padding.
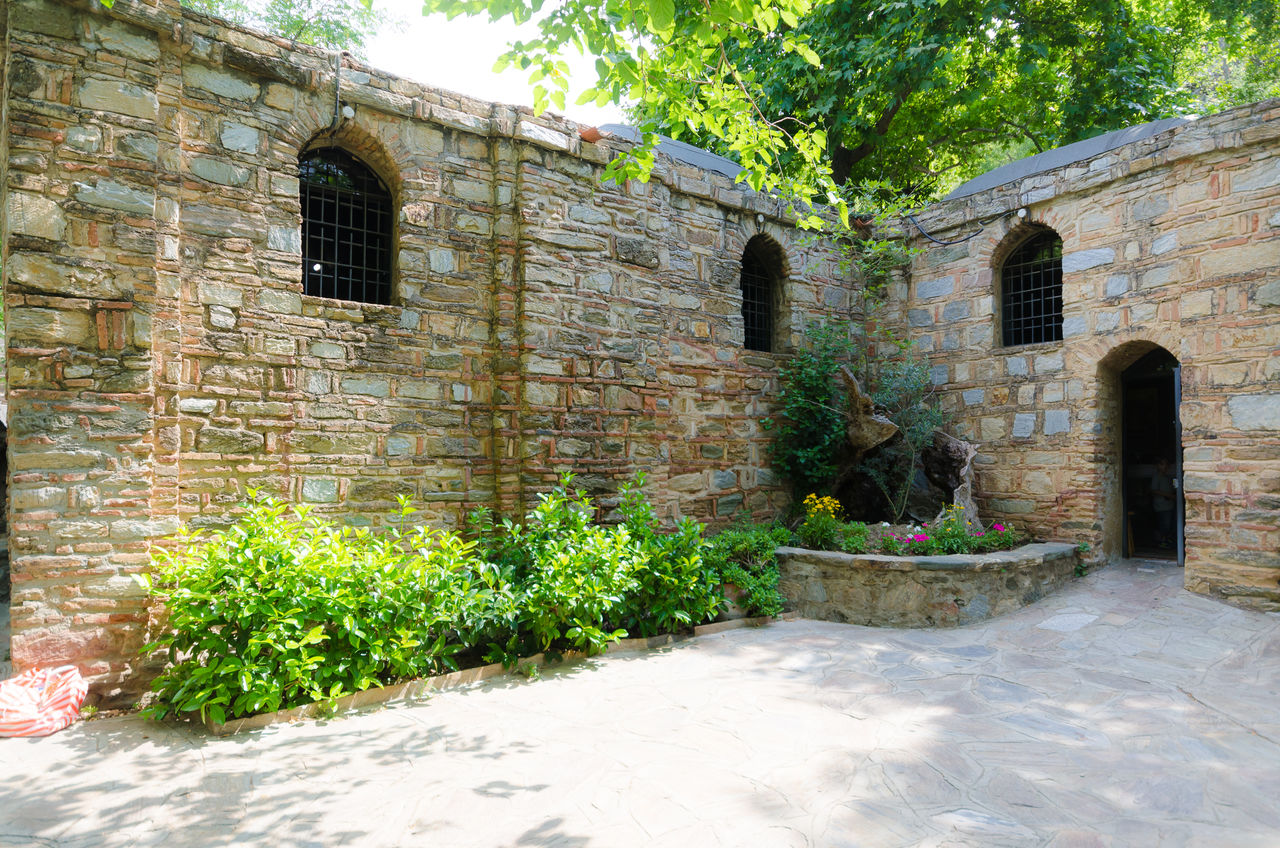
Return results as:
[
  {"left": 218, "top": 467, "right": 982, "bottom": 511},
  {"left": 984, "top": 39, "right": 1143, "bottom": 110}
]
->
[{"left": 140, "top": 476, "right": 722, "bottom": 723}]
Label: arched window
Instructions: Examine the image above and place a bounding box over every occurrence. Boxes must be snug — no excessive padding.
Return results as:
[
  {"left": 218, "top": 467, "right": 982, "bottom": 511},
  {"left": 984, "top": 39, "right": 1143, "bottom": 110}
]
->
[
  {"left": 740, "top": 235, "right": 784, "bottom": 352},
  {"left": 1000, "top": 229, "right": 1063, "bottom": 347},
  {"left": 299, "top": 148, "right": 393, "bottom": 305}
]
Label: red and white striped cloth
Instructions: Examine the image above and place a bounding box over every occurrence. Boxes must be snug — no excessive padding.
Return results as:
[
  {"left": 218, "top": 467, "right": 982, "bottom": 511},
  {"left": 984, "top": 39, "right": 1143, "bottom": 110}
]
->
[{"left": 0, "top": 666, "right": 89, "bottom": 737}]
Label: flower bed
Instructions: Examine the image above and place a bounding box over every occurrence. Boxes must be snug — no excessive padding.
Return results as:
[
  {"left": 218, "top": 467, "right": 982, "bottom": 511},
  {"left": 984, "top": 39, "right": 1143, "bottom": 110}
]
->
[{"left": 776, "top": 542, "right": 1080, "bottom": 628}]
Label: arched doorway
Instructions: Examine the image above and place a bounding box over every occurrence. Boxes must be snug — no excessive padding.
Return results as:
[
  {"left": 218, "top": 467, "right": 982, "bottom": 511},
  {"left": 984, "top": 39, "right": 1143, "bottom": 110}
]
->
[{"left": 1120, "top": 348, "right": 1183, "bottom": 563}]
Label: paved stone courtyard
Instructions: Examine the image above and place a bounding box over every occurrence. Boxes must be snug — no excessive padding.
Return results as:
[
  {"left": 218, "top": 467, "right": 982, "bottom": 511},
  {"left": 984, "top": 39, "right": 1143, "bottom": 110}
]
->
[{"left": 3, "top": 559, "right": 1279, "bottom": 847}]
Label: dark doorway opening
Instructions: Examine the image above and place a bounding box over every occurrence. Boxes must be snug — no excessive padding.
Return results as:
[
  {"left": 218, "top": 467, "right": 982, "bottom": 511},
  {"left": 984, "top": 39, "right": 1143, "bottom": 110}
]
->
[{"left": 1121, "top": 349, "right": 1182, "bottom": 562}]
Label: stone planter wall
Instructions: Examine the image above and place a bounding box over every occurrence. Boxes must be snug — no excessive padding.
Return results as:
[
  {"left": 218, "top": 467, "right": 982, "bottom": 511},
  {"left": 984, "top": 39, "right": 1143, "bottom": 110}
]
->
[{"left": 776, "top": 543, "right": 1079, "bottom": 628}]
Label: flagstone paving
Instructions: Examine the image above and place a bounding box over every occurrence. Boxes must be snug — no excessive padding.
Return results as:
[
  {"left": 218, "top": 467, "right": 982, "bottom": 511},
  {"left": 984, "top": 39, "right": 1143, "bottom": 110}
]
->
[{"left": 3, "top": 559, "right": 1279, "bottom": 847}]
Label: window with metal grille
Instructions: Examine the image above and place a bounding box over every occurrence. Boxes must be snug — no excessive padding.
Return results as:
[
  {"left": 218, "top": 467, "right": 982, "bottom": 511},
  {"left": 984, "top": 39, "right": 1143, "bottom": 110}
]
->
[
  {"left": 299, "top": 148, "right": 393, "bottom": 305},
  {"left": 1000, "top": 230, "right": 1063, "bottom": 347},
  {"left": 740, "top": 238, "right": 777, "bottom": 352}
]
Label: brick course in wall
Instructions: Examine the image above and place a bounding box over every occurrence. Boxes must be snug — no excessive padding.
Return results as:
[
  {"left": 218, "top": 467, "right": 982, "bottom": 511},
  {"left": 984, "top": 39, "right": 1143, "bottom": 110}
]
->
[
  {"left": 0, "top": 0, "right": 853, "bottom": 699},
  {"left": 899, "top": 100, "right": 1280, "bottom": 611}
]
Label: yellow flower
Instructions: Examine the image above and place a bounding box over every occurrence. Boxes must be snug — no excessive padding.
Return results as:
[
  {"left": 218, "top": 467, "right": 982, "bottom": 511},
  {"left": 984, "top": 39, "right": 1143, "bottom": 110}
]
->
[{"left": 803, "top": 493, "right": 843, "bottom": 519}]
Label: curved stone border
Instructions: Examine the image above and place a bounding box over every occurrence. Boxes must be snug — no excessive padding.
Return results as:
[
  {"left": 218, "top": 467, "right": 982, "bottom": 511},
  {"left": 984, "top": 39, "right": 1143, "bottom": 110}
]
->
[
  {"left": 776, "top": 542, "right": 1079, "bottom": 628},
  {"left": 204, "top": 613, "right": 796, "bottom": 736}
]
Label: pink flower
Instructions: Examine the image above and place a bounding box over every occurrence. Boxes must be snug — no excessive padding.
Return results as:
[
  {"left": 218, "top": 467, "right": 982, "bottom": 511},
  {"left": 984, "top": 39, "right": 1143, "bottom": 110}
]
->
[
  {"left": 912, "top": 534, "right": 930, "bottom": 542},
  {"left": 993, "top": 523, "right": 1005, "bottom": 532}
]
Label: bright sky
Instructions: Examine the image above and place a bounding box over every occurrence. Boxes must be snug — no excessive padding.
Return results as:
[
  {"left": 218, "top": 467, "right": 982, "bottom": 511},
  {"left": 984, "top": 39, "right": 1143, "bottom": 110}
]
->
[{"left": 364, "top": 0, "right": 629, "bottom": 128}]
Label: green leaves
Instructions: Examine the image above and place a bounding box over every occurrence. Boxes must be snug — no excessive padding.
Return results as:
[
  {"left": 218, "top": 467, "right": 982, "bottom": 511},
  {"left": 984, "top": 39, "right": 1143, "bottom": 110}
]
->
[
  {"left": 142, "top": 481, "right": 725, "bottom": 721},
  {"left": 646, "top": 0, "right": 675, "bottom": 35}
]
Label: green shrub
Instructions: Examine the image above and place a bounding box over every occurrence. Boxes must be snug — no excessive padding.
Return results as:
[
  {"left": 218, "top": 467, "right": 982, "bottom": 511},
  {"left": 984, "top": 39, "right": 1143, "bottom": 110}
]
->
[
  {"left": 141, "top": 477, "right": 725, "bottom": 722},
  {"left": 140, "top": 495, "right": 509, "bottom": 724},
  {"left": 787, "top": 504, "right": 1026, "bottom": 557},
  {"left": 702, "top": 523, "right": 791, "bottom": 617},
  {"left": 860, "top": 354, "right": 948, "bottom": 523},
  {"left": 610, "top": 475, "right": 722, "bottom": 638},
  {"left": 769, "top": 323, "right": 857, "bottom": 497}
]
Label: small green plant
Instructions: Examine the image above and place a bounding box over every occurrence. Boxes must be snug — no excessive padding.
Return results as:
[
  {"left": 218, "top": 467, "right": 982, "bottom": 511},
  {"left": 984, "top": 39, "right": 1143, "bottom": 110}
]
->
[
  {"left": 769, "top": 323, "right": 858, "bottom": 497},
  {"left": 796, "top": 493, "right": 844, "bottom": 551},
  {"left": 1074, "top": 542, "right": 1092, "bottom": 576},
  {"left": 703, "top": 523, "right": 791, "bottom": 617},
  {"left": 79, "top": 704, "right": 99, "bottom": 720}
]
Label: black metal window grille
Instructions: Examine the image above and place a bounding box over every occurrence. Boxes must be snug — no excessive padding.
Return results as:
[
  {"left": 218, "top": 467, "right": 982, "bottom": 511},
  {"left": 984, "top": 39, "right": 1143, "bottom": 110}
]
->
[
  {"left": 300, "top": 148, "right": 392, "bottom": 305},
  {"left": 740, "top": 241, "right": 775, "bottom": 352},
  {"left": 1001, "top": 231, "right": 1063, "bottom": 346}
]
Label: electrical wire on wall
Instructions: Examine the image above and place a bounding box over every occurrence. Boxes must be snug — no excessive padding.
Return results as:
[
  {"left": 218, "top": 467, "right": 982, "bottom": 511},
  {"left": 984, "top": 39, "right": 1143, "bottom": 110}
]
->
[{"left": 906, "top": 206, "right": 1027, "bottom": 246}]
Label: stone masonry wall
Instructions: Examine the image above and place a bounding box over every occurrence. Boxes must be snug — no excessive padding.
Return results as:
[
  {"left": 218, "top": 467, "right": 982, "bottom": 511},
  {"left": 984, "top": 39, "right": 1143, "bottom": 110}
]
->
[
  {"left": 0, "top": 0, "right": 853, "bottom": 700},
  {"left": 898, "top": 101, "right": 1280, "bottom": 610}
]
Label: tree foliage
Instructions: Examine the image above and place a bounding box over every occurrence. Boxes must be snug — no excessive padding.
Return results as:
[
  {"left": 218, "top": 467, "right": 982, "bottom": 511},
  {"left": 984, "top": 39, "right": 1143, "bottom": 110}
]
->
[
  {"left": 420, "top": 0, "right": 1277, "bottom": 205},
  {"left": 422, "top": 0, "right": 845, "bottom": 226},
  {"left": 636, "top": 0, "right": 1280, "bottom": 198},
  {"left": 179, "top": 0, "right": 385, "bottom": 56}
]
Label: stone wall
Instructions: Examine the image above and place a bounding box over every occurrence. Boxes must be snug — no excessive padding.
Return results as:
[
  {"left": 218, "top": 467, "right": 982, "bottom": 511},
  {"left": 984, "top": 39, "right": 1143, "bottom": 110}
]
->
[
  {"left": 0, "top": 0, "right": 853, "bottom": 699},
  {"left": 899, "top": 101, "right": 1280, "bottom": 610},
  {"left": 777, "top": 543, "right": 1079, "bottom": 627}
]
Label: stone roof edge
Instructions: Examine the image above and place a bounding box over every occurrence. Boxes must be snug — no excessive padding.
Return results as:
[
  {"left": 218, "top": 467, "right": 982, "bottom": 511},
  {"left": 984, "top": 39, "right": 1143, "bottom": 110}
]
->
[
  {"left": 57, "top": 0, "right": 797, "bottom": 225},
  {"left": 904, "top": 98, "right": 1280, "bottom": 239}
]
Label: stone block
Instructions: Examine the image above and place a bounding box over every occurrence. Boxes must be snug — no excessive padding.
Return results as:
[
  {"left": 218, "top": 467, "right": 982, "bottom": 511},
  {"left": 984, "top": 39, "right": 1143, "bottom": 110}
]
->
[
  {"left": 1006, "top": 357, "right": 1028, "bottom": 377},
  {"left": 262, "top": 225, "right": 299, "bottom": 254},
  {"left": 12, "top": 486, "right": 65, "bottom": 510},
  {"left": 428, "top": 249, "right": 456, "bottom": 273},
  {"left": 1227, "top": 395, "right": 1280, "bottom": 431},
  {"left": 1043, "top": 410, "right": 1070, "bottom": 434},
  {"left": 1012, "top": 413, "right": 1035, "bottom": 438},
  {"left": 980, "top": 417, "right": 1007, "bottom": 441},
  {"left": 259, "top": 289, "right": 302, "bottom": 314},
  {"left": 8, "top": 307, "right": 92, "bottom": 345},
  {"left": 1062, "top": 248, "right": 1115, "bottom": 273},
  {"left": 962, "top": 389, "right": 984, "bottom": 406},
  {"left": 190, "top": 156, "right": 251, "bottom": 186},
  {"left": 1033, "top": 354, "right": 1063, "bottom": 374},
  {"left": 1203, "top": 244, "right": 1267, "bottom": 278},
  {"left": 66, "top": 126, "right": 102, "bottom": 153},
  {"left": 1151, "top": 233, "right": 1179, "bottom": 256},
  {"left": 302, "top": 478, "right": 340, "bottom": 503},
  {"left": 916, "top": 276, "right": 955, "bottom": 299},
  {"left": 177, "top": 398, "right": 218, "bottom": 415},
  {"left": 1140, "top": 264, "right": 1176, "bottom": 289},
  {"left": 717, "top": 493, "right": 744, "bottom": 515},
  {"left": 907, "top": 308, "right": 933, "bottom": 327},
  {"left": 1105, "top": 274, "right": 1131, "bottom": 297},
  {"left": 73, "top": 180, "right": 154, "bottom": 215},
  {"left": 341, "top": 377, "right": 391, "bottom": 397},
  {"left": 1257, "top": 280, "right": 1280, "bottom": 308},
  {"left": 8, "top": 192, "right": 66, "bottom": 241},
  {"left": 617, "top": 238, "right": 660, "bottom": 268},
  {"left": 221, "top": 122, "right": 261, "bottom": 153},
  {"left": 197, "top": 427, "right": 264, "bottom": 454},
  {"left": 199, "top": 281, "right": 243, "bottom": 308},
  {"left": 386, "top": 435, "right": 415, "bottom": 456},
  {"left": 79, "top": 77, "right": 156, "bottom": 119},
  {"left": 184, "top": 63, "right": 260, "bottom": 100},
  {"left": 309, "top": 341, "right": 344, "bottom": 359},
  {"left": 208, "top": 305, "right": 237, "bottom": 329},
  {"left": 1061, "top": 315, "right": 1086, "bottom": 337},
  {"left": 942, "top": 300, "right": 971, "bottom": 321},
  {"left": 1132, "top": 195, "right": 1169, "bottom": 221},
  {"left": 1234, "top": 157, "right": 1280, "bottom": 193},
  {"left": 118, "top": 133, "right": 158, "bottom": 161}
]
